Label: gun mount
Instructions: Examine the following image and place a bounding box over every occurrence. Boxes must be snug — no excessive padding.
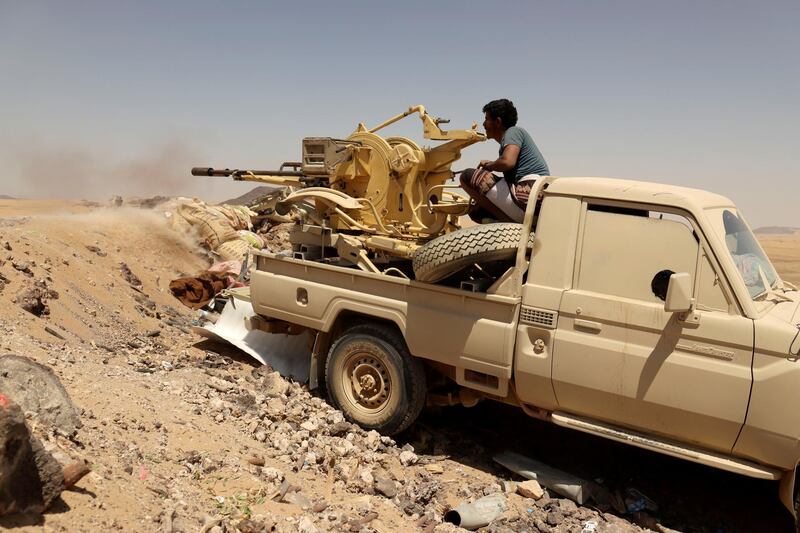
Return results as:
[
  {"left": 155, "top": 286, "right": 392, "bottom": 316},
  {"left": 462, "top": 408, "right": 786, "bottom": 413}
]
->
[{"left": 196, "top": 105, "right": 486, "bottom": 272}]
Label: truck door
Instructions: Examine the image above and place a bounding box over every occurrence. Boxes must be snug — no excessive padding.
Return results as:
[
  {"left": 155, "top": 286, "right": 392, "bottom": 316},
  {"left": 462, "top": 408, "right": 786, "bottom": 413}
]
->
[{"left": 552, "top": 204, "right": 753, "bottom": 453}]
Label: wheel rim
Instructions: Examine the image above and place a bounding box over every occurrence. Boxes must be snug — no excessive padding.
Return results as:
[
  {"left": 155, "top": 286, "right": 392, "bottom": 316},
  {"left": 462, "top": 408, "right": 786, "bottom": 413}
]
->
[{"left": 341, "top": 351, "right": 392, "bottom": 414}]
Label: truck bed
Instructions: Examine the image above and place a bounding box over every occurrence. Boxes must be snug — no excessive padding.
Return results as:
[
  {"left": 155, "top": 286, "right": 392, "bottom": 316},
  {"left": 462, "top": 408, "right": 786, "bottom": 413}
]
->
[{"left": 250, "top": 251, "right": 520, "bottom": 388}]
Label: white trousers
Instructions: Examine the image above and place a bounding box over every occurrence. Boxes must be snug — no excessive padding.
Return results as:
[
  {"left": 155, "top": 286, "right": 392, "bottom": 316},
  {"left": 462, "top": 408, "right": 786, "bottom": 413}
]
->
[{"left": 484, "top": 174, "right": 539, "bottom": 223}]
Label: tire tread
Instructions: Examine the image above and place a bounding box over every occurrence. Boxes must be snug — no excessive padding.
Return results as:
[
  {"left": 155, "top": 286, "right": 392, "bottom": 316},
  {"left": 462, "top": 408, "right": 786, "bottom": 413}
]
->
[{"left": 412, "top": 223, "right": 533, "bottom": 283}]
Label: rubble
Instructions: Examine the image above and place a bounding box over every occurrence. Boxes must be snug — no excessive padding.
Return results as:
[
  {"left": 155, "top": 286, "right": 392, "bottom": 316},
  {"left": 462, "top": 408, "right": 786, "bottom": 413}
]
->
[
  {"left": 14, "top": 282, "right": 59, "bottom": 317},
  {"left": 119, "top": 261, "right": 142, "bottom": 287},
  {"left": 85, "top": 245, "right": 107, "bottom": 257},
  {"left": 11, "top": 260, "right": 33, "bottom": 276},
  {"left": 425, "top": 463, "right": 444, "bottom": 474},
  {"left": 374, "top": 476, "right": 397, "bottom": 499},
  {"left": 399, "top": 449, "right": 418, "bottom": 466}
]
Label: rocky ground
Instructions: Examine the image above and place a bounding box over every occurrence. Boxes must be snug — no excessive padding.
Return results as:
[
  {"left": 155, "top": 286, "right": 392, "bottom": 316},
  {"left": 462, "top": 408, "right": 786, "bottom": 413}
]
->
[{"left": 0, "top": 199, "right": 795, "bottom": 532}]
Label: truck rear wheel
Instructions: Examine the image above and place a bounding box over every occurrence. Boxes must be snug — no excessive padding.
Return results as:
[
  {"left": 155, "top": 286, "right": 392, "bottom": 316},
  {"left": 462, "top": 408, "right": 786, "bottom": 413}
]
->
[
  {"left": 325, "top": 323, "right": 426, "bottom": 435},
  {"left": 412, "top": 223, "right": 533, "bottom": 283}
]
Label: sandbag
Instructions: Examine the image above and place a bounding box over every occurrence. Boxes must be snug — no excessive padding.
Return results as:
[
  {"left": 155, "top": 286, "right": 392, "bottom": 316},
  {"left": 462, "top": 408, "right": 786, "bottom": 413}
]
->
[
  {"left": 209, "top": 205, "right": 255, "bottom": 230},
  {"left": 216, "top": 239, "right": 252, "bottom": 261},
  {"left": 237, "top": 230, "right": 264, "bottom": 249},
  {"left": 178, "top": 203, "right": 238, "bottom": 249}
]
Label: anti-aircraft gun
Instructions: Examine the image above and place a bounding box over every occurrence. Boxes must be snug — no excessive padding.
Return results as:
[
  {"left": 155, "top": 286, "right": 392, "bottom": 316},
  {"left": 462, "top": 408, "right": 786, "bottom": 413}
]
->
[{"left": 194, "top": 106, "right": 485, "bottom": 274}]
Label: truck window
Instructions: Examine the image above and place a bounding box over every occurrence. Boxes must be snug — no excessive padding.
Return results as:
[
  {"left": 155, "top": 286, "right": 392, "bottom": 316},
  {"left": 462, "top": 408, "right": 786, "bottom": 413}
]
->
[{"left": 577, "top": 208, "right": 698, "bottom": 303}]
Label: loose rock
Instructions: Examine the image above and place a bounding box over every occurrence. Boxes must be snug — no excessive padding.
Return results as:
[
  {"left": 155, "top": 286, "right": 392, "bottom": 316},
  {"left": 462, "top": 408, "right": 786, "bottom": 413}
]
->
[
  {"left": 425, "top": 463, "right": 444, "bottom": 474},
  {"left": 312, "top": 500, "right": 328, "bottom": 513},
  {"left": 85, "top": 245, "right": 107, "bottom": 257},
  {"left": 399, "top": 450, "right": 418, "bottom": 466},
  {"left": 262, "top": 371, "right": 290, "bottom": 397},
  {"left": 11, "top": 260, "right": 33, "bottom": 276},
  {"left": 297, "top": 516, "right": 319, "bottom": 533},
  {"left": 207, "top": 376, "right": 235, "bottom": 393},
  {"left": 120, "top": 262, "right": 142, "bottom": 287},
  {"left": 0, "top": 355, "right": 82, "bottom": 437},
  {"left": 246, "top": 455, "right": 265, "bottom": 467},
  {"left": 375, "top": 476, "right": 398, "bottom": 499},
  {"left": 14, "top": 284, "right": 59, "bottom": 317},
  {"left": 517, "top": 479, "right": 545, "bottom": 500},
  {"left": 0, "top": 394, "right": 65, "bottom": 516}
]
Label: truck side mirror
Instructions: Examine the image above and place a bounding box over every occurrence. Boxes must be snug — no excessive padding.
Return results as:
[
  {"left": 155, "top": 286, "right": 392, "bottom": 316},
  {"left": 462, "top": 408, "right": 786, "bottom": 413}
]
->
[{"left": 664, "top": 272, "right": 693, "bottom": 313}]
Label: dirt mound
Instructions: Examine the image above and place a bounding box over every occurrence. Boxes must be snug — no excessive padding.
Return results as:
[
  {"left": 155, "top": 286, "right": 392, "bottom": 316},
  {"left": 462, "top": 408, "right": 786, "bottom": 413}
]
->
[
  {"left": 754, "top": 226, "right": 799, "bottom": 235},
  {"left": 0, "top": 207, "right": 207, "bottom": 349}
]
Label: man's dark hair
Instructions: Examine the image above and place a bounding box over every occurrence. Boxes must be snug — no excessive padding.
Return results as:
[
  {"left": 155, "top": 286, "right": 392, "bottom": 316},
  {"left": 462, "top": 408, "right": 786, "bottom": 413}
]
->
[{"left": 482, "top": 99, "right": 518, "bottom": 128}]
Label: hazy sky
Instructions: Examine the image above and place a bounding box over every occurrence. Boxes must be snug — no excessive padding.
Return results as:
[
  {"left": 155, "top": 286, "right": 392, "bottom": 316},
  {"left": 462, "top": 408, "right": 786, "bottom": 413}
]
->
[{"left": 1, "top": 1, "right": 798, "bottom": 227}]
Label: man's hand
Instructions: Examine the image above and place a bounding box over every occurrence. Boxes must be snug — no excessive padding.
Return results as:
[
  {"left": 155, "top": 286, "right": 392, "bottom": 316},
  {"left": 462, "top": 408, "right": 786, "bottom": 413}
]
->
[{"left": 479, "top": 160, "right": 493, "bottom": 170}]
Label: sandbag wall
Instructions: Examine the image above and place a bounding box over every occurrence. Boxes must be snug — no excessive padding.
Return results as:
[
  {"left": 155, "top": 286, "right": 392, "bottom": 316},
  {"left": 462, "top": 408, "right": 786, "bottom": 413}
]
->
[{"left": 163, "top": 198, "right": 265, "bottom": 261}]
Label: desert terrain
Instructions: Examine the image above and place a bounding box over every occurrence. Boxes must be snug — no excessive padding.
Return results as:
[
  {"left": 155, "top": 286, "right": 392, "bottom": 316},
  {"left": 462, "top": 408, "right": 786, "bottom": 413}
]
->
[
  {"left": 758, "top": 232, "right": 800, "bottom": 288},
  {"left": 0, "top": 198, "right": 798, "bottom": 533}
]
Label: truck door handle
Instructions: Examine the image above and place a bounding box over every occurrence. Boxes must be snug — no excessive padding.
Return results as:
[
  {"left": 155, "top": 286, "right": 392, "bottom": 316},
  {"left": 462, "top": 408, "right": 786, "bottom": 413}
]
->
[{"left": 574, "top": 319, "right": 602, "bottom": 332}]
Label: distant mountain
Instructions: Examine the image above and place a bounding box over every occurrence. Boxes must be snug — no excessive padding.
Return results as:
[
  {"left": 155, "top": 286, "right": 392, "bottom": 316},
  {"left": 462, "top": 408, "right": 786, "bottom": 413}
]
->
[
  {"left": 220, "top": 186, "right": 280, "bottom": 206},
  {"left": 754, "top": 226, "right": 800, "bottom": 235},
  {"left": 0, "top": 195, "right": 16, "bottom": 199}
]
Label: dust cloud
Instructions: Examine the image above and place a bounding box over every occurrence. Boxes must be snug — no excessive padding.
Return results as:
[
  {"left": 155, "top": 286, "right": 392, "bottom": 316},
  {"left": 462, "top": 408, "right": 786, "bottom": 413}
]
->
[
  {"left": 46, "top": 206, "right": 206, "bottom": 256},
  {"left": 1, "top": 137, "right": 265, "bottom": 203},
  {"left": 1, "top": 138, "right": 205, "bottom": 200}
]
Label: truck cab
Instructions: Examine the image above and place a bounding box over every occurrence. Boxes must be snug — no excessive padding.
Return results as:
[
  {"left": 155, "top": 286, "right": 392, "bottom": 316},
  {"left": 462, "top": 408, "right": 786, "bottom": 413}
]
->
[{"left": 517, "top": 178, "right": 799, "bottom": 467}]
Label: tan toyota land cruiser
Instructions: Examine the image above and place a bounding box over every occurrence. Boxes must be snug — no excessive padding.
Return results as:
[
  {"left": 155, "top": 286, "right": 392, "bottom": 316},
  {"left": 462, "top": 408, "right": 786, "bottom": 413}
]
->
[{"left": 245, "top": 176, "right": 800, "bottom": 519}]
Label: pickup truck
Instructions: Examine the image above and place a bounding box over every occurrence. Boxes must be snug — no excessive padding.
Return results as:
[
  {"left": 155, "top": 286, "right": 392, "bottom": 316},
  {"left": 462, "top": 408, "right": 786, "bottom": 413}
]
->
[{"left": 246, "top": 176, "right": 800, "bottom": 520}]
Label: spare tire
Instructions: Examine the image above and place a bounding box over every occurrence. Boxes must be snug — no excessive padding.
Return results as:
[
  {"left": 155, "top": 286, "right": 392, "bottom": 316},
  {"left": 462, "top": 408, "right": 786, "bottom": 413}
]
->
[{"left": 413, "top": 223, "right": 533, "bottom": 283}]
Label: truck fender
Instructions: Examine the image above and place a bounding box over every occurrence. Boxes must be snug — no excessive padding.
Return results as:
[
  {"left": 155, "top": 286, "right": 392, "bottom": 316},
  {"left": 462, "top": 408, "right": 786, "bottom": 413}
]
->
[
  {"left": 309, "top": 305, "right": 408, "bottom": 390},
  {"left": 322, "top": 300, "right": 407, "bottom": 335}
]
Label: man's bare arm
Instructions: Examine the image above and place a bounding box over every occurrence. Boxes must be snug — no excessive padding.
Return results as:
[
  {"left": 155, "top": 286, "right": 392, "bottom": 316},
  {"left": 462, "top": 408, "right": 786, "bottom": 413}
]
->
[{"left": 479, "top": 144, "right": 521, "bottom": 172}]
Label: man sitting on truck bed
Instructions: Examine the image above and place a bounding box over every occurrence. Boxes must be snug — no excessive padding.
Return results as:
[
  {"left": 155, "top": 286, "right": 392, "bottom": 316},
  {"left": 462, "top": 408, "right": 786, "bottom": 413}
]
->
[{"left": 460, "top": 99, "right": 550, "bottom": 223}]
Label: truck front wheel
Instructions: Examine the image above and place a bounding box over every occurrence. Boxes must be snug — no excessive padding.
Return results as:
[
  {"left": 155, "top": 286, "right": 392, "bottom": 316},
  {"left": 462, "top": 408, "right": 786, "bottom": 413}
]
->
[{"left": 325, "top": 323, "right": 426, "bottom": 435}]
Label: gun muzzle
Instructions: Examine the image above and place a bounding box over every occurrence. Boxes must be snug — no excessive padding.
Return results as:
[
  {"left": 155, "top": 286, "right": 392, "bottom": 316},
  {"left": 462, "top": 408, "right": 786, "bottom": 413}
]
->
[{"left": 192, "top": 167, "right": 234, "bottom": 177}]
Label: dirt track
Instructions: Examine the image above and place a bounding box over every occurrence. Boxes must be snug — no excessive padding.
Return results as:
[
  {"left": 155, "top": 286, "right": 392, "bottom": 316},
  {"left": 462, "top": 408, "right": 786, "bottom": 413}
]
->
[{"left": 0, "top": 200, "right": 796, "bottom": 532}]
